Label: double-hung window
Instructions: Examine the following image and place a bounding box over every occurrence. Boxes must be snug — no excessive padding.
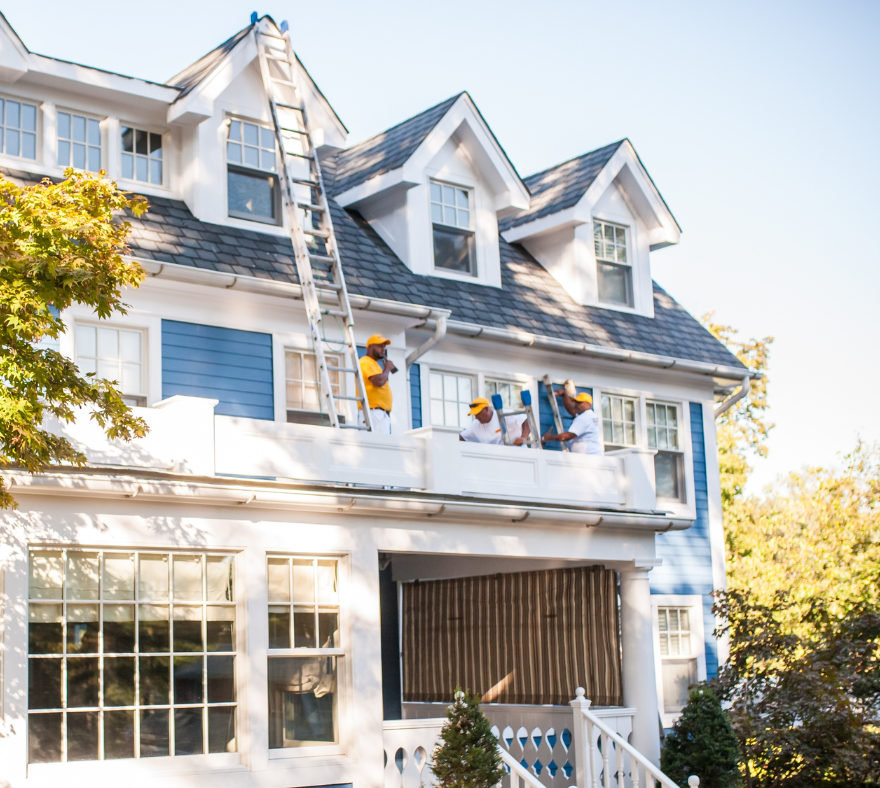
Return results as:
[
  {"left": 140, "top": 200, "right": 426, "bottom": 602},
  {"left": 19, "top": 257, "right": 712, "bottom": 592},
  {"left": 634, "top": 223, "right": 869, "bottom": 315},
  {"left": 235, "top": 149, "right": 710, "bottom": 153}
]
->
[
  {"left": 594, "top": 220, "right": 632, "bottom": 307},
  {"left": 267, "top": 556, "right": 343, "bottom": 749},
  {"left": 75, "top": 324, "right": 146, "bottom": 407},
  {"left": 285, "top": 349, "right": 342, "bottom": 425},
  {"left": 57, "top": 112, "right": 101, "bottom": 172},
  {"left": 121, "top": 127, "right": 163, "bottom": 184},
  {"left": 226, "top": 118, "right": 279, "bottom": 224},
  {"left": 648, "top": 401, "right": 685, "bottom": 502},
  {"left": 429, "top": 371, "right": 474, "bottom": 429},
  {"left": 485, "top": 379, "right": 523, "bottom": 410},
  {"left": 0, "top": 97, "right": 37, "bottom": 159},
  {"left": 601, "top": 394, "right": 637, "bottom": 450},
  {"left": 657, "top": 607, "right": 697, "bottom": 713},
  {"left": 27, "top": 549, "right": 237, "bottom": 763},
  {"left": 430, "top": 180, "right": 475, "bottom": 275}
]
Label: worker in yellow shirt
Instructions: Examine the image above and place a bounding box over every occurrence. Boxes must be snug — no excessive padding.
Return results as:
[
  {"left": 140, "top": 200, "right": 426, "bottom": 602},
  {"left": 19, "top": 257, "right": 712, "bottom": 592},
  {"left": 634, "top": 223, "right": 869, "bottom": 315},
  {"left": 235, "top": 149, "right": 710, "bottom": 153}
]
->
[{"left": 357, "top": 334, "right": 396, "bottom": 434}]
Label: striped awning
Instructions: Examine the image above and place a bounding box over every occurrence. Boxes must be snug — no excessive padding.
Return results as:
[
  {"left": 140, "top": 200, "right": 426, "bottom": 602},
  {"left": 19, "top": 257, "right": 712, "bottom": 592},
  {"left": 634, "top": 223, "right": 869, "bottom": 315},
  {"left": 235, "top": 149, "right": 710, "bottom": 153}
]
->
[{"left": 402, "top": 566, "right": 622, "bottom": 707}]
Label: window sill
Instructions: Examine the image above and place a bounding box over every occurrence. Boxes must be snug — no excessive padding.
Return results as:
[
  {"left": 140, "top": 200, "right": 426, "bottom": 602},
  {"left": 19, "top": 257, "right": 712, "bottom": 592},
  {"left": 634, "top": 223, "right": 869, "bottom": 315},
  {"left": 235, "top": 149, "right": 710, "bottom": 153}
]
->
[
  {"left": 27, "top": 753, "right": 244, "bottom": 778},
  {"left": 268, "top": 745, "right": 349, "bottom": 761},
  {"left": 430, "top": 267, "right": 480, "bottom": 284}
]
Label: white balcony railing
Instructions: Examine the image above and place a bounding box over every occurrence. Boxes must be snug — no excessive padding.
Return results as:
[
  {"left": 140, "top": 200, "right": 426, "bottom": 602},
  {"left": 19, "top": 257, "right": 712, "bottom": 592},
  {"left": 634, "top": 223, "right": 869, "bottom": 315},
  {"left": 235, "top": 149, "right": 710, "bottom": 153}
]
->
[{"left": 45, "top": 396, "right": 661, "bottom": 511}]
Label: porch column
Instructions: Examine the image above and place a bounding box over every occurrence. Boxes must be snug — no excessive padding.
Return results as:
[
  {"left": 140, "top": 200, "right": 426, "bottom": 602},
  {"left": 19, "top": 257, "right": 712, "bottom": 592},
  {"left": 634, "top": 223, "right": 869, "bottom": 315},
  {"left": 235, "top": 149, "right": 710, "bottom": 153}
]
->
[{"left": 619, "top": 565, "right": 661, "bottom": 766}]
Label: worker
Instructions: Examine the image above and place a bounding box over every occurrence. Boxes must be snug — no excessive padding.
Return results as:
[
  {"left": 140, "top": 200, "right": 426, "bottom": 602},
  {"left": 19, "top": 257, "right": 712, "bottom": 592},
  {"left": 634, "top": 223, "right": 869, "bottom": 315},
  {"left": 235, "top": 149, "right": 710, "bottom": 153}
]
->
[
  {"left": 541, "top": 390, "right": 601, "bottom": 454},
  {"left": 358, "top": 334, "right": 397, "bottom": 434},
  {"left": 459, "top": 398, "right": 531, "bottom": 446}
]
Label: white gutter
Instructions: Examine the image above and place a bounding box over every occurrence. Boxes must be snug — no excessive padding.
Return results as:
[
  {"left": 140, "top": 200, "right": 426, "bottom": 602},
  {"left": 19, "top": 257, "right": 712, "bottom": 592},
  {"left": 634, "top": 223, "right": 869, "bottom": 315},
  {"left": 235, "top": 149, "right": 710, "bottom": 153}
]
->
[
  {"left": 714, "top": 375, "right": 750, "bottom": 419},
  {"left": 5, "top": 470, "right": 692, "bottom": 532},
  {"left": 133, "top": 257, "right": 756, "bottom": 384},
  {"left": 405, "top": 314, "right": 447, "bottom": 369}
]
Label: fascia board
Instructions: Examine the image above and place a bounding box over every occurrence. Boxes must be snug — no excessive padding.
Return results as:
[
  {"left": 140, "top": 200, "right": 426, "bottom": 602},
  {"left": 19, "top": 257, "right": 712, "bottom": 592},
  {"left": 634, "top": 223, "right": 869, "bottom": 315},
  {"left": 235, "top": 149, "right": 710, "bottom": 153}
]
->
[
  {"left": 500, "top": 207, "right": 584, "bottom": 243},
  {"left": 25, "top": 54, "right": 180, "bottom": 103},
  {"left": 404, "top": 95, "right": 530, "bottom": 211},
  {"left": 333, "top": 167, "right": 415, "bottom": 208},
  {"left": 0, "top": 12, "right": 29, "bottom": 83}
]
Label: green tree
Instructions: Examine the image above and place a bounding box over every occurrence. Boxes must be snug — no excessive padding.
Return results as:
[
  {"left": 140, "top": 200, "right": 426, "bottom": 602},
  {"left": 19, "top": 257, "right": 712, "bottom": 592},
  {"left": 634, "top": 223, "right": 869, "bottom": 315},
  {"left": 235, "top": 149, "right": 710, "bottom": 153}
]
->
[
  {"left": 0, "top": 170, "right": 149, "bottom": 508},
  {"left": 660, "top": 685, "right": 741, "bottom": 788},
  {"left": 431, "top": 690, "right": 505, "bottom": 788}
]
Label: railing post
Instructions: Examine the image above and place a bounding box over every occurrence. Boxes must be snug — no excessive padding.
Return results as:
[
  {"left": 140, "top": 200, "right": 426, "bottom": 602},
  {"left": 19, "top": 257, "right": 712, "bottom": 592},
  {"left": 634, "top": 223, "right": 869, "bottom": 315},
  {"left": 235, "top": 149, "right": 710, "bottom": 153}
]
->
[{"left": 569, "top": 687, "right": 592, "bottom": 788}]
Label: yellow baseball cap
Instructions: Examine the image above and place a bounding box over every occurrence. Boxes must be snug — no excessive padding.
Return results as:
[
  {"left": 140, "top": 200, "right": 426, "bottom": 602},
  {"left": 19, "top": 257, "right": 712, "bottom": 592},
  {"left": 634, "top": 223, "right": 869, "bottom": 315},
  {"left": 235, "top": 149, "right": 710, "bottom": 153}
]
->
[
  {"left": 467, "top": 397, "right": 490, "bottom": 415},
  {"left": 366, "top": 334, "right": 391, "bottom": 346},
  {"left": 574, "top": 392, "right": 593, "bottom": 404}
]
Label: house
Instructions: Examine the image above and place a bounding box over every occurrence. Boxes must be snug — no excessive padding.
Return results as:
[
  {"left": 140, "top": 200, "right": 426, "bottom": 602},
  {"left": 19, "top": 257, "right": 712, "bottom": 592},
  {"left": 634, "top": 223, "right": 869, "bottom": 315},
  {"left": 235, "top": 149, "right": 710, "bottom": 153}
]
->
[{"left": 0, "top": 11, "right": 751, "bottom": 788}]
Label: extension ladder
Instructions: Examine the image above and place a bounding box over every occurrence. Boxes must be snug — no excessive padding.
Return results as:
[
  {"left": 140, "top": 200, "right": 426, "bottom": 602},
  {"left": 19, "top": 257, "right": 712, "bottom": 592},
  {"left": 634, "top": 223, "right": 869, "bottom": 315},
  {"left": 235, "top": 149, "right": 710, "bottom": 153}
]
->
[
  {"left": 254, "top": 21, "right": 372, "bottom": 430},
  {"left": 542, "top": 375, "right": 570, "bottom": 451},
  {"left": 491, "top": 391, "right": 543, "bottom": 449}
]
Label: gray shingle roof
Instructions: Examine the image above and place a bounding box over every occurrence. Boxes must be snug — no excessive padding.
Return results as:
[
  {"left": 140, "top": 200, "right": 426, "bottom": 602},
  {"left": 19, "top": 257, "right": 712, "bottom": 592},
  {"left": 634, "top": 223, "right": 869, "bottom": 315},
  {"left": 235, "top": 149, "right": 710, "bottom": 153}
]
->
[
  {"left": 0, "top": 165, "right": 741, "bottom": 370},
  {"left": 166, "top": 23, "right": 253, "bottom": 98},
  {"left": 329, "top": 94, "right": 462, "bottom": 195},
  {"left": 499, "top": 141, "right": 624, "bottom": 231}
]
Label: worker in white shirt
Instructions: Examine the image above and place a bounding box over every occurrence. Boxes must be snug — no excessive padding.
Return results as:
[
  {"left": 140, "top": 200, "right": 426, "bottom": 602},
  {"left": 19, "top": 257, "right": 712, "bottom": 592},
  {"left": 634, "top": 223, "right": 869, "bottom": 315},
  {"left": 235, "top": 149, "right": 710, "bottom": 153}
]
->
[
  {"left": 541, "top": 391, "right": 602, "bottom": 454},
  {"left": 459, "top": 397, "right": 531, "bottom": 445},
  {"left": 357, "top": 334, "right": 397, "bottom": 434}
]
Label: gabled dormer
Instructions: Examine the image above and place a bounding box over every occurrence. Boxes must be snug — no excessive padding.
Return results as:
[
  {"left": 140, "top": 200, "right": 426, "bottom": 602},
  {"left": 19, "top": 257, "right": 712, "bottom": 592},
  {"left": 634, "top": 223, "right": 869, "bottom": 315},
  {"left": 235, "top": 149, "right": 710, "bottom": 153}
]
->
[
  {"left": 500, "top": 140, "right": 680, "bottom": 318},
  {"left": 330, "top": 93, "right": 529, "bottom": 289}
]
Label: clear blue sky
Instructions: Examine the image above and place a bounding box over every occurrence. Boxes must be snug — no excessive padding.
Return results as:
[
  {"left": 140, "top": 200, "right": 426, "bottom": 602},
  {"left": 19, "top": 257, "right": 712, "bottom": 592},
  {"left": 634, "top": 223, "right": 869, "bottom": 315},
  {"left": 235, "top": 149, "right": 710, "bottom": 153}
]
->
[{"left": 9, "top": 0, "right": 880, "bottom": 492}]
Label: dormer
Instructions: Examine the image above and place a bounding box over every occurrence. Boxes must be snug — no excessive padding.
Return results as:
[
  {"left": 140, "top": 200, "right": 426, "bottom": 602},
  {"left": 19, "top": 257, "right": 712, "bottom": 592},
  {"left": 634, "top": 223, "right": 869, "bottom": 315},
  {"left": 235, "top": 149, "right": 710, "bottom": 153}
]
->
[
  {"left": 500, "top": 140, "right": 680, "bottom": 318},
  {"left": 331, "top": 93, "right": 529, "bottom": 288}
]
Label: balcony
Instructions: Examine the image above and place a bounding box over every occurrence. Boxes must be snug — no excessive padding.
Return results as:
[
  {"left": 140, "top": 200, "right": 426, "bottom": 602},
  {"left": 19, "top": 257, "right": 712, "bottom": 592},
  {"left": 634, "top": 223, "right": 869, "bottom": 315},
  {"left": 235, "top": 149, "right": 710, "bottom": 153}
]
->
[{"left": 43, "top": 396, "right": 673, "bottom": 516}]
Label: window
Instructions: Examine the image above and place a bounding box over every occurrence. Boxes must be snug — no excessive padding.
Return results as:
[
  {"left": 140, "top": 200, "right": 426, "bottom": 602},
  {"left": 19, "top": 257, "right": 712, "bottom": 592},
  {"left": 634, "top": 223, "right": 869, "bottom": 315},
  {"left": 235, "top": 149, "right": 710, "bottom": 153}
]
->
[
  {"left": 658, "top": 607, "right": 696, "bottom": 713},
  {"left": 648, "top": 401, "right": 685, "bottom": 502},
  {"left": 267, "top": 556, "right": 342, "bottom": 749},
  {"left": 226, "top": 119, "right": 279, "bottom": 224},
  {"left": 58, "top": 112, "right": 101, "bottom": 171},
  {"left": 430, "top": 180, "right": 475, "bottom": 275},
  {"left": 601, "top": 394, "right": 637, "bottom": 449},
  {"left": 0, "top": 97, "right": 37, "bottom": 159},
  {"left": 429, "top": 371, "right": 474, "bottom": 429},
  {"left": 485, "top": 379, "right": 523, "bottom": 410},
  {"left": 285, "top": 349, "right": 341, "bottom": 425},
  {"left": 75, "top": 325, "right": 146, "bottom": 407},
  {"left": 594, "top": 220, "right": 632, "bottom": 307},
  {"left": 121, "top": 127, "right": 163, "bottom": 184},
  {"left": 27, "top": 549, "right": 237, "bottom": 763}
]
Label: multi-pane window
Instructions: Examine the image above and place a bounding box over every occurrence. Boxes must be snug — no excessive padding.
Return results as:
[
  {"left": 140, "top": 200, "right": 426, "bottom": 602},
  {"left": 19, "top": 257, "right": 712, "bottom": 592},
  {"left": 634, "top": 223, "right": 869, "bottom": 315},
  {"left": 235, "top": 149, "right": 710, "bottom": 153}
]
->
[
  {"left": 27, "top": 550, "right": 236, "bottom": 764},
  {"left": 429, "top": 371, "right": 474, "bottom": 429},
  {"left": 285, "top": 349, "right": 341, "bottom": 425},
  {"left": 121, "top": 127, "right": 163, "bottom": 184},
  {"left": 648, "top": 401, "right": 685, "bottom": 502},
  {"left": 57, "top": 112, "right": 101, "bottom": 171},
  {"left": 485, "top": 379, "right": 523, "bottom": 410},
  {"left": 75, "top": 325, "right": 146, "bottom": 407},
  {"left": 226, "top": 119, "right": 279, "bottom": 224},
  {"left": 0, "top": 97, "right": 37, "bottom": 159},
  {"left": 430, "top": 180, "right": 475, "bottom": 275},
  {"left": 658, "top": 607, "right": 696, "bottom": 713},
  {"left": 267, "top": 557, "right": 342, "bottom": 749},
  {"left": 594, "top": 220, "right": 632, "bottom": 307},
  {"left": 601, "top": 394, "right": 637, "bottom": 449}
]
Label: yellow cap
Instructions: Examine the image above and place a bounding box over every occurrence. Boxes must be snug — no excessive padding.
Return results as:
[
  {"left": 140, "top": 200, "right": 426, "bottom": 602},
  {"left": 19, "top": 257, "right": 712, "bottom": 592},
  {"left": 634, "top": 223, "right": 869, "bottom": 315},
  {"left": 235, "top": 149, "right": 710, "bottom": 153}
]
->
[
  {"left": 366, "top": 334, "right": 391, "bottom": 347},
  {"left": 574, "top": 392, "right": 593, "bottom": 404},
  {"left": 467, "top": 397, "right": 490, "bottom": 415}
]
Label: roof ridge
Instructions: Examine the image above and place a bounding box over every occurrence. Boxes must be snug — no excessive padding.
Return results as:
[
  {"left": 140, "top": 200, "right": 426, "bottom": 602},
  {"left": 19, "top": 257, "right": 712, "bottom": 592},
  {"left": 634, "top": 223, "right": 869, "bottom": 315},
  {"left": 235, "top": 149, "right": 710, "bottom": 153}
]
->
[
  {"left": 165, "top": 22, "right": 254, "bottom": 88},
  {"left": 524, "top": 139, "right": 627, "bottom": 183}
]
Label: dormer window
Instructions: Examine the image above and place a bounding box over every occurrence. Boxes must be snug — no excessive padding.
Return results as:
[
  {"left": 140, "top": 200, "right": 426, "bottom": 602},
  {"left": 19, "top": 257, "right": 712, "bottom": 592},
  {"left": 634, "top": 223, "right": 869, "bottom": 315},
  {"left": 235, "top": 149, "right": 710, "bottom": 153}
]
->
[
  {"left": 226, "top": 119, "right": 279, "bottom": 225},
  {"left": 594, "top": 220, "right": 632, "bottom": 307},
  {"left": 0, "top": 98, "right": 37, "bottom": 160},
  {"left": 430, "top": 180, "right": 475, "bottom": 275},
  {"left": 57, "top": 112, "right": 101, "bottom": 172},
  {"left": 121, "top": 127, "right": 163, "bottom": 184}
]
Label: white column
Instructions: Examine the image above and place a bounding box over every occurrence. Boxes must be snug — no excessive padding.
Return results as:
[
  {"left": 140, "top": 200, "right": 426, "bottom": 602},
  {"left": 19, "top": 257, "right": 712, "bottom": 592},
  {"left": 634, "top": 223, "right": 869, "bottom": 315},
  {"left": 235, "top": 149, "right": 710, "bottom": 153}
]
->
[{"left": 619, "top": 565, "right": 662, "bottom": 766}]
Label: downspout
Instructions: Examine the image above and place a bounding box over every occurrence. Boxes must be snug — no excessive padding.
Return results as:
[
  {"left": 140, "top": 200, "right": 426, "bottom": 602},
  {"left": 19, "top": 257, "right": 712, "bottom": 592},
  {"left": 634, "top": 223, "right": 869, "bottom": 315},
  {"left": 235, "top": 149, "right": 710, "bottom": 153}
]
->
[
  {"left": 714, "top": 376, "right": 750, "bottom": 419},
  {"left": 405, "top": 314, "right": 447, "bottom": 370}
]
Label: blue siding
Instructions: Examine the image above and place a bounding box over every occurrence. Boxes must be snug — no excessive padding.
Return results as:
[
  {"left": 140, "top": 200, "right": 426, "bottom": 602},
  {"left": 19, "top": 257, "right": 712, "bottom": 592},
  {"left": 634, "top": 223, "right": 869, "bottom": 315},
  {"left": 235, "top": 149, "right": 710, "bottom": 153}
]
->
[
  {"left": 537, "top": 383, "right": 593, "bottom": 451},
  {"left": 410, "top": 363, "right": 422, "bottom": 429},
  {"left": 651, "top": 402, "right": 718, "bottom": 678},
  {"left": 161, "top": 320, "right": 274, "bottom": 420}
]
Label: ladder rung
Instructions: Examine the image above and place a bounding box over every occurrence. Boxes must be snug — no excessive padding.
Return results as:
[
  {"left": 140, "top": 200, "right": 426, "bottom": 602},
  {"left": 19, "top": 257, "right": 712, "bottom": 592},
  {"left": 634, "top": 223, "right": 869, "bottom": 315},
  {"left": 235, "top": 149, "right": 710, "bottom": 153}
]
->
[
  {"left": 271, "top": 78, "right": 299, "bottom": 88},
  {"left": 265, "top": 53, "right": 290, "bottom": 62},
  {"left": 276, "top": 102, "right": 305, "bottom": 112},
  {"left": 308, "top": 252, "right": 336, "bottom": 264},
  {"left": 315, "top": 281, "right": 342, "bottom": 291},
  {"left": 321, "top": 309, "right": 348, "bottom": 318},
  {"left": 289, "top": 177, "right": 319, "bottom": 187},
  {"left": 335, "top": 395, "right": 365, "bottom": 402},
  {"left": 259, "top": 32, "right": 286, "bottom": 40},
  {"left": 304, "top": 228, "right": 331, "bottom": 238},
  {"left": 284, "top": 151, "right": 314, "bottom": 160},
  {"left": 296, "top": 201, "right": 325, "bottom": 213},
  {"left": 280, "top": 126, "right": 309, "bottom": 135},
  {"left": 326, "top": 366, "right": 357, "bottom": 373},
  {"left": 340, "top": 423, "right": 371, "bottom": 430}
]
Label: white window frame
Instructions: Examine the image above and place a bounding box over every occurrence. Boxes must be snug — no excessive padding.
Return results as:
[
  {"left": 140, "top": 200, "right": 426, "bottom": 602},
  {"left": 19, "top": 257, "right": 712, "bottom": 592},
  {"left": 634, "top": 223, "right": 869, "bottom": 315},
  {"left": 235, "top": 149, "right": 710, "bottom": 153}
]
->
[
  {"left": 119, "top": 125, "right": 165, "bottom": 186},
  {"left": 265, "top": 553, "right": 350, "bottom": 760},
  {"left": 601, "top": 393, "right": 639, "bottom": 449},
  {"left": 428, "top": 369, "right": 477, "bottom": 430},
  {"left": 651, "top": 595, "right": 707, "bottom": 729},
  {"left": 73, "top": 322, "right": 149, "bottom": 408},
  {"left": 593, "top": 219, "right": 633, "bottom": 308},
  {"left": 647, "top": 400, "right": 686, "bottom": 503},
  {"left": 225, "top": 115, "right": 281, "bottom": 226},
  {"left": 282, "top": 347, "right": 344, "bottom": 425},
  {"left": 484, "top": 378, "right": 525, "bottom": 411},
  {"left": 25, "top": 547, "right": 240, "bottom": 764},
  {"left": 56, "top": 109, "right": 103, "bottom": 172},
  {"left": 0, "top": 94, "right": 38, "bottom": 161},
  {"left": 429, "top": 178, "right": 477, "bottom": 277}
]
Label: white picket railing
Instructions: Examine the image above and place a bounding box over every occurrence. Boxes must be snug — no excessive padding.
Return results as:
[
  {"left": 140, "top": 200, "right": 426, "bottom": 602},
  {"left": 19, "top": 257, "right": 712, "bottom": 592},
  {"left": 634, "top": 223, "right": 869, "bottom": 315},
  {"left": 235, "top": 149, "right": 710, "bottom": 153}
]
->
[{"left": 499, "top": 745, "right": 559, "bottom": 788}]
